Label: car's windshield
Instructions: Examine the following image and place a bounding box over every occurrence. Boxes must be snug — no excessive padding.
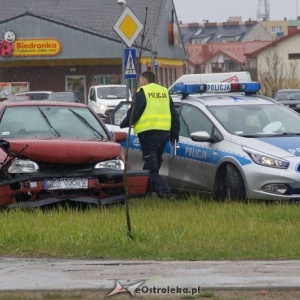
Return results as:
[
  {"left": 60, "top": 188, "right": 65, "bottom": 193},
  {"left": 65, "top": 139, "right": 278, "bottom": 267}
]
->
[
  {"left": 209, "top": 103, "right": 300, "bottom": 136},
  {"left": 0, "top": 106, "right": 109, "bottom": 139},
  {"left": 96, "top": 86, "right": 126, "bottom": 99}
]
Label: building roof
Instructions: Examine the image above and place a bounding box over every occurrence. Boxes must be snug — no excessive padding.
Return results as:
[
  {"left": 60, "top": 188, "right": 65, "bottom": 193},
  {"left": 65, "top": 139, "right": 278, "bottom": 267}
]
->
[
  {"left": 0, "top": 0, "right": 166, "bottom": 49},
  {"left": 179, "top": 21, "right": 258, "bottom": 44},
  {"left": 247, "top": 29, "right": 300, "bottom": 57},
  {"left": 185, "top": 40, "right": 273, "bottom": 66},
  {"left": 288, "top": 19, "right": 300, "bottom": 26}
]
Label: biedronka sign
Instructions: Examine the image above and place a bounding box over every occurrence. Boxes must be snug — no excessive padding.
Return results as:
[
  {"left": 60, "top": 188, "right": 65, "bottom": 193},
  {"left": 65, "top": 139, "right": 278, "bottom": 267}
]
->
[{"left": 12, "top": 38, "right": 61, "bottom": 57}]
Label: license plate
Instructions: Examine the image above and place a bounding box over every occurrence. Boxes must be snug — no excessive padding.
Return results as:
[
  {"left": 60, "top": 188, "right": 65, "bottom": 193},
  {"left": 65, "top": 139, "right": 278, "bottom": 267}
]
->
[{"left": 44, "top": 178, "right": 88, "bottom": 190}]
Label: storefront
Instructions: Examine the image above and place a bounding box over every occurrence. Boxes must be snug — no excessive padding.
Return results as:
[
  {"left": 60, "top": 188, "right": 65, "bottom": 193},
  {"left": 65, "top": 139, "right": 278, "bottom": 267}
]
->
[{"left": 0, "top": 0, "right": 185, "bottom": 103}]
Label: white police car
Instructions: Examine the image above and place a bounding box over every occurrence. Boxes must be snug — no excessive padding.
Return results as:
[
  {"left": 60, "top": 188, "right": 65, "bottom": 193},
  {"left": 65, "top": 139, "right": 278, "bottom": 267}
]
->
[{"left": 105, "top": 82, "right": 300, "bottom": 201}]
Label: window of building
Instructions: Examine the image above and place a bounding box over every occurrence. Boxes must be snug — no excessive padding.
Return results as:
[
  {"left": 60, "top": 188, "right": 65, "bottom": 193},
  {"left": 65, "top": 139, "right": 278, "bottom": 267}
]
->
[
  {"left": 159, "top": 68, "right": 163, "bottom": 86},
  {"left": 191, "top": 36, "right": 210, "bottom": 44},
  {"left": 271, "top": 26, "right": 283, "bottom": 33},
  {"left": 228, "top": 61, "right": 236, "bottom": 72},
  {"left": 65, "top": 75, "right": 86, "bottom": 103},
  {"left": 90, "top": 75, "right": 120, "bottom": 85},
  {"left": 168, "top": 68, "right": 173, "bottom": 88},
  {"left": 164, "top": 68, "right": 168, "bottom": 88},
  {"left": 221, "top": 36, "right": 236, "bottom": 42},
  {"left": 289, "top": 53, "right": 300, "bottom": 59},
  {"left": 211, "top": 62, "right": 223, "bottom": 73}
]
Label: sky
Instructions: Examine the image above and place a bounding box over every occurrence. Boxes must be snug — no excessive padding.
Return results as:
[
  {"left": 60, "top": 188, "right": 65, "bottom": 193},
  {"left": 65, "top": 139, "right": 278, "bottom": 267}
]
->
[{"left": 173, "top": 0, "right": 300, "bottom": 24}]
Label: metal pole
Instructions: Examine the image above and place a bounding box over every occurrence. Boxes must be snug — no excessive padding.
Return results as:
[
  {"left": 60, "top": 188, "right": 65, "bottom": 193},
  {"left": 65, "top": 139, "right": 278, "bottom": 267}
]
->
[
  {"left": 117, "top": 0, "right": 132, "bottom": 237},
  {"left": 121, "top": 44, "right": 125, "bottom": 85},
  {"left": 119, "top": 2, "right": 126, "bottom": 85}
]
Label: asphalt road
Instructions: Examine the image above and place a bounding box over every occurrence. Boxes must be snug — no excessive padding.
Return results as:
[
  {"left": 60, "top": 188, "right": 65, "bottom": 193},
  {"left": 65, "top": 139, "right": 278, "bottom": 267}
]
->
[{"left": 0, "top": 257, "right": 300, "bottom": 294}]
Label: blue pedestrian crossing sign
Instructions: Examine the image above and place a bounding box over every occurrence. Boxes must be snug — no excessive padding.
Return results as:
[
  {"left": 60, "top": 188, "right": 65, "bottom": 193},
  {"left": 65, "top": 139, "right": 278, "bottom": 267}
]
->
[{"left": 124, "top": 48, "right": 137, "bottom": 79}]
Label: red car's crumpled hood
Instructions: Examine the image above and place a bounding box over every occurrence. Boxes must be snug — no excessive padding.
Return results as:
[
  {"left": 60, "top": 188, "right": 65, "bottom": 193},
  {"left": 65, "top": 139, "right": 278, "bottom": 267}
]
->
[{"left": 4, "top": 138, "right": 122, "bottom": 164}]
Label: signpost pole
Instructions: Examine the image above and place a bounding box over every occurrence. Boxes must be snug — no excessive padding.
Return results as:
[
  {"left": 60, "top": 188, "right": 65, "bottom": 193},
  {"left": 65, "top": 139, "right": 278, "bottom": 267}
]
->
[
  {"left": 113, "top": 6, "right": 143, "bottom": 237},
  {"left": 117, "top": 0, "right": 126, "bottom": 85}
]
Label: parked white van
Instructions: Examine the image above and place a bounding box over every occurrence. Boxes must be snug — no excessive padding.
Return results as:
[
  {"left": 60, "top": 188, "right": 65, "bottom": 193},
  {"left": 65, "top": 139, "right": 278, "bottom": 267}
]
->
[
  {"left": 168, "top": 71, "right": 252, "bottom": 95},
  {"left": 88, "top": 84, "right": 132, "bottom": 118}
]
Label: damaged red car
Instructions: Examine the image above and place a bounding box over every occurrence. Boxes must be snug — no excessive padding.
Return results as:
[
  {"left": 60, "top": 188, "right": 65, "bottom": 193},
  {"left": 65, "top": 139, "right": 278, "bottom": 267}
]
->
[{"left": 0, "top": 100, "right": 149, "bottom": 208}]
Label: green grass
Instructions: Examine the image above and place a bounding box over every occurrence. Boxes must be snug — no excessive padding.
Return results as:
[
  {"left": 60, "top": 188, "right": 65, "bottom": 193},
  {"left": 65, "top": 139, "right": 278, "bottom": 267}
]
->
[{"left": 1, "top": 196, "right": 300, "bottom": 260}]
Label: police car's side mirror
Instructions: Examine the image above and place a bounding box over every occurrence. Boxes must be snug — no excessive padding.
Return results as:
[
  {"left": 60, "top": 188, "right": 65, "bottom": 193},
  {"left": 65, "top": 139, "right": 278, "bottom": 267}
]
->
[{"left": 190, "top": 131, "right": 211, "bottom": 142}]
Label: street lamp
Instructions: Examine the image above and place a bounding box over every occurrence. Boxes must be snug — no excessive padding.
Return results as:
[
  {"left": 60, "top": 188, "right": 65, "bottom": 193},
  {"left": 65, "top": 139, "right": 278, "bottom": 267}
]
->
[{"left": 117, "top": 0, "right": 126, "bottom": 84}]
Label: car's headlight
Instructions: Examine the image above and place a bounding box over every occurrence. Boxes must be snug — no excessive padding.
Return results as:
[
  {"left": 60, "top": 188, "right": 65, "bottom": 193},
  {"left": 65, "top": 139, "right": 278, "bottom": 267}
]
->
[
  {"left": 8, "top": 159, "right": 40, "bottom": 173},
  {"left": 94, "top": 159, "right": 125, "bottom": 170},
  {"left": 243, "top": 147, "right": 289, "bottom": 169},
  {"left": 96, "top": 103, "right": 107, "bottom": 110}
]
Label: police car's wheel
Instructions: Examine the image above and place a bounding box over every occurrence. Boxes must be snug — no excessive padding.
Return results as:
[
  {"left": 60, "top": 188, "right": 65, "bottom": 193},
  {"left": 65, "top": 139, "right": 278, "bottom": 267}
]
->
[
  {"left": 225, "top": 164, "right": 246, "bottom": 200},
  {"left": 214, "top": 163, "right": 246, "bottom": 201}
]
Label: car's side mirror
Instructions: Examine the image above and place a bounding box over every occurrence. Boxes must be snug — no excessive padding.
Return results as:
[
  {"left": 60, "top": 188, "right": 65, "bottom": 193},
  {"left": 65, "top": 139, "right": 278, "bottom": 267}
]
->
[{"left": 113, "top": 131, "right": 127, "bottom": 143}]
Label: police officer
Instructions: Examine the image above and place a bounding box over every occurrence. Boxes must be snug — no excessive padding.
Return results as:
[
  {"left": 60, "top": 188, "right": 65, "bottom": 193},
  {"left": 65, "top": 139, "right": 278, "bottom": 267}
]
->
[{"left": 120, "top": 71, "right": 180, "bottom": 198}]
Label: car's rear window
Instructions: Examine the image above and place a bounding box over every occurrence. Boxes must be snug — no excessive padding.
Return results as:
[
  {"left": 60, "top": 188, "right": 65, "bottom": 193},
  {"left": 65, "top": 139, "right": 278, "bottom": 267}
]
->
[{"left": 17, "top": 92, "right": 51, "bottom": 100}]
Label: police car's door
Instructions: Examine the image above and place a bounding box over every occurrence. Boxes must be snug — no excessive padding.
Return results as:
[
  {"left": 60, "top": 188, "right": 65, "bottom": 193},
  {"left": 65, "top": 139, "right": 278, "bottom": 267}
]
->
[{"left": 168, "top": 104, "right": 216, "bottom": 194}]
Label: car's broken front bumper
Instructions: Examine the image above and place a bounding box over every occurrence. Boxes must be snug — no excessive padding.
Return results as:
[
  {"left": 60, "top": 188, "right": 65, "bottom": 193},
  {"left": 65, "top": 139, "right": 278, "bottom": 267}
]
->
[{"left": 0, "top": 169, "right": 149, "bottom": 208}]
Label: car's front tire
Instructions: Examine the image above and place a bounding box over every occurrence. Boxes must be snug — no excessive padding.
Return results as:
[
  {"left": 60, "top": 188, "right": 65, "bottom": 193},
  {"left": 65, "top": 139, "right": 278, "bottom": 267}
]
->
[{"left": 214, "top": 163, "right": 246, "bottom": 201}]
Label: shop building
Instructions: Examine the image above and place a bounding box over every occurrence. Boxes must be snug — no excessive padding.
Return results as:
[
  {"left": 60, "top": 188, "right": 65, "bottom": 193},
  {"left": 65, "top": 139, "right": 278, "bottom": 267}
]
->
[{"left": 0, "top": 0, "right": 185, "bottom": 103}]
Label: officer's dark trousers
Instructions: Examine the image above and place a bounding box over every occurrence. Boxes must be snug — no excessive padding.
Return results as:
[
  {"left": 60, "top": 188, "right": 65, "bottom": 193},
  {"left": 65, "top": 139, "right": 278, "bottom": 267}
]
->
[{"left": 138, "top": 130, "right": 172, "bottom": 197}]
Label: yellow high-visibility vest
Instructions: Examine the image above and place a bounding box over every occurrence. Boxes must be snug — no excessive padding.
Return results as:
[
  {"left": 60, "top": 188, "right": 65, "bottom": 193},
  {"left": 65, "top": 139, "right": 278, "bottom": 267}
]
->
[{"left": 134, "top": 83, "right": 171, "bottom": 134}]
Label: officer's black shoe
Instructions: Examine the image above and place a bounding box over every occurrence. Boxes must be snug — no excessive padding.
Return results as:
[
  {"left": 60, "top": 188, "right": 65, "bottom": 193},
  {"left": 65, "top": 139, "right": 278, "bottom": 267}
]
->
[
  {"left": 158, "top": 193, "right": 175, "bottom": 200},
  {"left": 145, "top": 192, "right": 157, "bottom": 199}
]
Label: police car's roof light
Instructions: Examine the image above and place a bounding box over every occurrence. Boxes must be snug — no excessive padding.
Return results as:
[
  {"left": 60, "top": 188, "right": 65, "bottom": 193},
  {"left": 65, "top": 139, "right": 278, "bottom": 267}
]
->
[
  {"left": 174, "top": 83, "right": 200, "bottom": 94},
  {"left": 174, "top": 82, "right": 260, "bottom": 95}
]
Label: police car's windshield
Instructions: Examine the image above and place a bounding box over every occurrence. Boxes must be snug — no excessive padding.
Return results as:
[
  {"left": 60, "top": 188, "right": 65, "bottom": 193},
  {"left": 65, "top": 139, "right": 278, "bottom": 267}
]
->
[{"left": 209, "top": 104, "right": 300, "bottom": 136}]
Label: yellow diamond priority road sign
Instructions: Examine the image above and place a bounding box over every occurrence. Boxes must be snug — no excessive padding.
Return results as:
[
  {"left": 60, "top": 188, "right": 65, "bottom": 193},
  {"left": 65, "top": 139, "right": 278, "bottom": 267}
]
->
[{"left": 113, "top": 7, "right": 143, "bottom": 48}]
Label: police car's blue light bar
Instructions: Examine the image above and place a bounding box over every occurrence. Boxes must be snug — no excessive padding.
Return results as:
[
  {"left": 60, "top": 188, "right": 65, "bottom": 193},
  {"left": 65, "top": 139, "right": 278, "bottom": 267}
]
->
[
  {"left": 173, "top": 82, "right": 200, "bottom": 94},
  {"left": 174, "top": 82, "right": 260, "bottom": 95}
]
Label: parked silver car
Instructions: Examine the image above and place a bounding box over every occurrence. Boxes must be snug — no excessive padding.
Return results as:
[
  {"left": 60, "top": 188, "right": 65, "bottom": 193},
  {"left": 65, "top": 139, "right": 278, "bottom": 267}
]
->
[
  {"left": 105, "top": 82, "right": 300, "bottom": 201},
  {"left": 48, "top": 91, "right": 80, "bottom": 102},
  {"left": 15, "top": 91, "right": 52, "bottom": 100}
]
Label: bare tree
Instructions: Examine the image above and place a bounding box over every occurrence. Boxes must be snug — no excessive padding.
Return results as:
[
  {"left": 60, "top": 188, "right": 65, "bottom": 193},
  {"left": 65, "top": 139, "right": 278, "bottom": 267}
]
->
[
  {"left": 133, "top": 8, "right": 150, "bottom": 83},
  {"left": 258, "top": 46, "right": 286, "bottom": 97}
]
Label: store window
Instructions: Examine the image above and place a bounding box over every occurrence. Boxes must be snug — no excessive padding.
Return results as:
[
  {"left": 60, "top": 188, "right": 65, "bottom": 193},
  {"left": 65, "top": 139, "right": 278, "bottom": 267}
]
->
[
  {"left": 159, "top": 68, "right": 163, "bottom": 86},
  {"left": 65, "top": 75, "right": 86, "bottom": 104},
  {"left": 164, "top": 68, "right": 168, "bottom": 88},
  {"left": 91, "top": 75, "right": 120, "bottom": 85},
  {"left": 168, "top": 68, "right": 173, "bottom": 88}
]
